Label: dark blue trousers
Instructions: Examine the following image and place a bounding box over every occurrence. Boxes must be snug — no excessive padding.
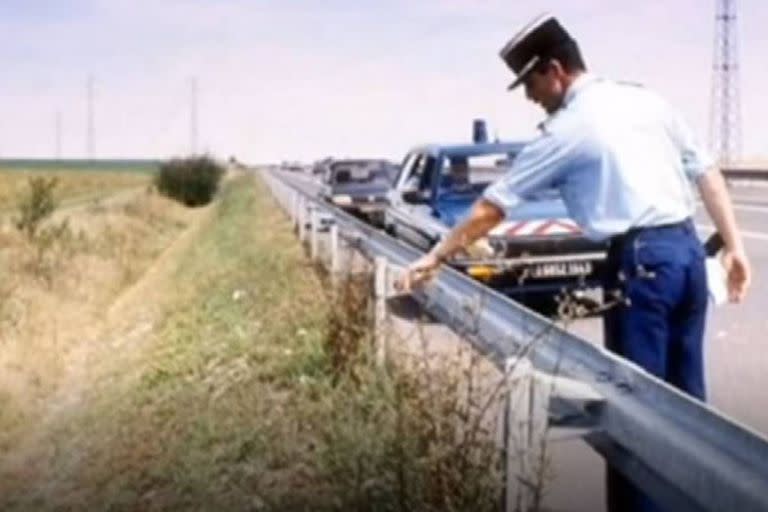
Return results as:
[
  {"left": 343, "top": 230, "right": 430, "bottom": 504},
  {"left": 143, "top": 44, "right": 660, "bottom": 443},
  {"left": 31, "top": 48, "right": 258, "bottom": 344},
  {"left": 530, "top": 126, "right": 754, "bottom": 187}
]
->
[{"left": 602, "top": 220, "right": 708, "bottom": 512}]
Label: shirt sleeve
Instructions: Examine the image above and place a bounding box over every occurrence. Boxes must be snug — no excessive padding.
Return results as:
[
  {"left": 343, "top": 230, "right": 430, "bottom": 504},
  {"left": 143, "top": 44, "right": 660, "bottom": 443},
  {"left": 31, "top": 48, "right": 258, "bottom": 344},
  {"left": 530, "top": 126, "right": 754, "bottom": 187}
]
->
[
  {"left": 483, "top": 130, "right": 575, "bottom": 211},
  {"left": 667, "top": 107, "right": 715, "bottom": 181}
]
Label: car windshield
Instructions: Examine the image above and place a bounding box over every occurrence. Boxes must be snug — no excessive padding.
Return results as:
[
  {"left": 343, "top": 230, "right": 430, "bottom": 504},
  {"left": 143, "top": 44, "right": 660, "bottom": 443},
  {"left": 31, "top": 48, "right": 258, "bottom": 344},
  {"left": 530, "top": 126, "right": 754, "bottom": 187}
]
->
[
  {"left": 438, "top": 152, "right": 561, "bottom": 201},
  {"left": 438, "top": 153, "right": 509, "bottom": 195},
  {"left": 332, "top": 162, "right": 389, "bottom": 184}
]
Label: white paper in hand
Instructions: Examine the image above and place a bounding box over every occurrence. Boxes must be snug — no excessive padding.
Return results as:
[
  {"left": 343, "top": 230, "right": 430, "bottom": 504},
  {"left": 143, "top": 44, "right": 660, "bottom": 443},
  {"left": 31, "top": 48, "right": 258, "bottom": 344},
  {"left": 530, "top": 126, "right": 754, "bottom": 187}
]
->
[{"left": 705, "top": 257, "right": 728, "bottom": 306}]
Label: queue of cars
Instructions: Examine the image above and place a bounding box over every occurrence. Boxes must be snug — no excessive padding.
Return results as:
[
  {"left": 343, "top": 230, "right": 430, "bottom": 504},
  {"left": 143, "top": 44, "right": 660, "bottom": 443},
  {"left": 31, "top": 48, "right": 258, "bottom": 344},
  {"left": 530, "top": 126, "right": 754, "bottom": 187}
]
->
[{"left": 314, "top": 139, "right": 606, "bottom": 311}]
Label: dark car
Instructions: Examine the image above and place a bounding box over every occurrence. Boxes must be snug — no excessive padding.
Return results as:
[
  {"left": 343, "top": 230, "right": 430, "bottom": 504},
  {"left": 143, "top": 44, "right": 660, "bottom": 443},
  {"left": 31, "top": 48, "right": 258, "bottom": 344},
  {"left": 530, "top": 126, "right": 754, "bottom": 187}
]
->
[
  {"left": 384, "top": 142, "right": 607, "bottom": 310},
  {"left": 321, "top": 159, "right": 396, "bottom": 225}
]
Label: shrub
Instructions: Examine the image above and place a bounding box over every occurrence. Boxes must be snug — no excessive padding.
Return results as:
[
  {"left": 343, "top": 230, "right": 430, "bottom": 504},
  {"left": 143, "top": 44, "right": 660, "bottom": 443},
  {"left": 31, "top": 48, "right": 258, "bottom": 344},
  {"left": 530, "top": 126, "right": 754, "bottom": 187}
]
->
[
  {"left": 304, "top": 273, "right": 507, "bottom": 511},
  {"left": 155, "top": 156, "right": 225, "bottom": 207},
  {"left": 12, "top": 176, "right": 74, "bottom": 286},
  {"left": 28, "top": 219, "right": 73, "bottom": 287},
  {"left": 14, "top": 176, "right": 59, "bottom": 239}
]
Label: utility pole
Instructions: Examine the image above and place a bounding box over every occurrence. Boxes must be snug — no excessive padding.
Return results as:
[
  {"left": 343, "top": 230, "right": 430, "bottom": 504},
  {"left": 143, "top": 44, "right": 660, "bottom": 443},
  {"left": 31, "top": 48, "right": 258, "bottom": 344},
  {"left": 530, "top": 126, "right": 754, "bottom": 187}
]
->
[
  {"left": 55, "top": 111, "right": 62, "bottom": 160},
  {"left": 87, "top": 75, "right": 95, "bottom": 160},
  {"left": 709, "top": 0, "right": 742, "bottom": 166},
  {"left": 190, "top": 76, "right": 198, "bottom": 155}
]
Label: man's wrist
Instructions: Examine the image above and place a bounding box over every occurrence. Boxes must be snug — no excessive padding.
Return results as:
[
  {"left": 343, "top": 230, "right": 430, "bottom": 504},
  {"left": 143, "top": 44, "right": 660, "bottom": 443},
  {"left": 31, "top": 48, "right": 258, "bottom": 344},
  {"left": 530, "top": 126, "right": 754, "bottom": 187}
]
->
[
  {"left": 431, "top": 245, "right": 451, "bottom": 263},
  {"left": 724, "top": 236, "right": 745, "bottom": 256}
]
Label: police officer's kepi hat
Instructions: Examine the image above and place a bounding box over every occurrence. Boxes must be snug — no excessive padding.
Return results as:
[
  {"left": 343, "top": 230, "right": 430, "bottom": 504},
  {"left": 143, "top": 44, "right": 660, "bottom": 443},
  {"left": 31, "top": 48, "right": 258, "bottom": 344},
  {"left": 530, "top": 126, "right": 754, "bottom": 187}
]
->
[{"left": 499, "top": 14, "right": 576, "bottom": 90}]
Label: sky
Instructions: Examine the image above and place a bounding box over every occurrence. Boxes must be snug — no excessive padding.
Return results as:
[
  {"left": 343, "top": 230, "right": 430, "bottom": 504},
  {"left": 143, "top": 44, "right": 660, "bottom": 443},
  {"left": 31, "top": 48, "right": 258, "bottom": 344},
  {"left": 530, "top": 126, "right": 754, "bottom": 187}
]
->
[{"left": 1, "top": 0, "right": 767, "bottom": 163}]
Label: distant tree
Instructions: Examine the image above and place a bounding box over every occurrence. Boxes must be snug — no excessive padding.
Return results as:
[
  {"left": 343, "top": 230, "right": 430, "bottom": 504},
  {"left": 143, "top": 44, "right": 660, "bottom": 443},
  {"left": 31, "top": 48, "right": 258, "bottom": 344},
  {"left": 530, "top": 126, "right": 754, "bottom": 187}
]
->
[{"left": 155, "top": 155, "right": 225, "bottom": 206}]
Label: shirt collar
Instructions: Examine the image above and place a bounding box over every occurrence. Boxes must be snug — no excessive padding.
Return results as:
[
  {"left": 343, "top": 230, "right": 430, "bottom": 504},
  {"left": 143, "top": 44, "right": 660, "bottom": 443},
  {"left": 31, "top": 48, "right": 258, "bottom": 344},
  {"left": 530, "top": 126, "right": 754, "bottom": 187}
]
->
[
  {"left": 538, "top": 73, "right": 599, "bottom": 132},
  {"left": 562, "top": 72, "right": 598, "bottom": 107}
]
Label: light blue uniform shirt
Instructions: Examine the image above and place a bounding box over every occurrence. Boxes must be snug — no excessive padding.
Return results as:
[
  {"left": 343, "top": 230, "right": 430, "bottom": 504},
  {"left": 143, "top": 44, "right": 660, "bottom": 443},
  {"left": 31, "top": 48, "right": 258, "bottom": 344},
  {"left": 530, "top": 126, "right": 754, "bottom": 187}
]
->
[{"left": 483, "top": 74, "right": 714, "bottom": 241}]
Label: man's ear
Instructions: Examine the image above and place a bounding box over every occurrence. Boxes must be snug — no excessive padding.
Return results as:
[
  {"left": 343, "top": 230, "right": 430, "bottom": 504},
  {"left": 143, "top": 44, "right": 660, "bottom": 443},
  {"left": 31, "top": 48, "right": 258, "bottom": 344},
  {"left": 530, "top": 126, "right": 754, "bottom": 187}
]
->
[{"left": 548, "top": 58, "right": 566, "bottom": 77}]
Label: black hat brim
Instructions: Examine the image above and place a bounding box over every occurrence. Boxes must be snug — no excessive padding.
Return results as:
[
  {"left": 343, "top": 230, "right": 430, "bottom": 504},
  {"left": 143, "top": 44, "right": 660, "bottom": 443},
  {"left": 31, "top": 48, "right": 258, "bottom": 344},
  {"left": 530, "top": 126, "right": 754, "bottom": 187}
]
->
[
  {"left": 507, "top": 74, "right": 527, "bottom": 90},
  {"left": 506, "top": 55, "right": 540, "bottom": 91}
]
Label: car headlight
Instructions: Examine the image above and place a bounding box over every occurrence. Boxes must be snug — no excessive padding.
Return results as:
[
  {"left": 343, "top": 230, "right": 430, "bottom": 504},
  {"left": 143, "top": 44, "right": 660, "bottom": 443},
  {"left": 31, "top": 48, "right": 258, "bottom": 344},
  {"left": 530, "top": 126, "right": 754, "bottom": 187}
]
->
[
  {"left": 467, "top": 265, "right": 500, "bottom": 281},
  {"left": 332, "top": 194, "right": 353, "bottom": 205}
]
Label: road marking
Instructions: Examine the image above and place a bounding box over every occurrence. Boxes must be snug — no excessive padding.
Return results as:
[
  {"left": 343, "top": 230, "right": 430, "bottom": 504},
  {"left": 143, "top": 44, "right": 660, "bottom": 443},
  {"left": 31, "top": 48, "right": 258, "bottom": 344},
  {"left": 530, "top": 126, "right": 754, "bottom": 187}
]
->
[
  {"left": 696, "top": 223, "right": 768, "bottom": 241},
  {"left": 731, "top": 202, "right": 768, "bottom": 214},
  {"left": 698, "top": 201, "right": 768, "bottom": 214}
]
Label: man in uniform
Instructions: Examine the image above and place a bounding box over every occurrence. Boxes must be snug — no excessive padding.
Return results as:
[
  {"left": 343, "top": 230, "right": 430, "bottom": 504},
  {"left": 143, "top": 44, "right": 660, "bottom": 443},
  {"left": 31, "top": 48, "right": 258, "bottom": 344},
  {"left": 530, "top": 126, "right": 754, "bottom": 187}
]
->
[{"left": 398, "top": 13, "right": 751, "bottom": 512}]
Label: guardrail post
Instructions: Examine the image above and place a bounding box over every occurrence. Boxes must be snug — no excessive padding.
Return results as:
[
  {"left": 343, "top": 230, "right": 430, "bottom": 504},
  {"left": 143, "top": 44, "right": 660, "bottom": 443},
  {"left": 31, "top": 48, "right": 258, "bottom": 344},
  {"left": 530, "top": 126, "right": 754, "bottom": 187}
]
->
[
  {"left": 502, "top": 357, "right": 550, "bottom": 512},
  {"left": 330, "top": 224, "right": 340, "bottom": 284},
  {"left": 310, "top": 208, "right": 319, "bottom": 260},
  {"left": 298, "top": 198, "right": 307, "bottom": 243},
  {"left": 279, "top": 182, "right": 287, "bottom": 209},
  {"left": 292, "top": 192, "right": 300, "bottom": 231},
  {"left": 374, "top": 255, "right": 389, "bottom": 367}
]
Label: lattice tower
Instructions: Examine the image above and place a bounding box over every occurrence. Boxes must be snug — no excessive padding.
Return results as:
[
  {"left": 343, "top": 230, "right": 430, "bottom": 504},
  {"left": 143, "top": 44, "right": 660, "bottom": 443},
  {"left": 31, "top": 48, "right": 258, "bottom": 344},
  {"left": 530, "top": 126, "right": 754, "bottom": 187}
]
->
[{"left": 709, "top": 0, "right": 742, "bottom": 165}]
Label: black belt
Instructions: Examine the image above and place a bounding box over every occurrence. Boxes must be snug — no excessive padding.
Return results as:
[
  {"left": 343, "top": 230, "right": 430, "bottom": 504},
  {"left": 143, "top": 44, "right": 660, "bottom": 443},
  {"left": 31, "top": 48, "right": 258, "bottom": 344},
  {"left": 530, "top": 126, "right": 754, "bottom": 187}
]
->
[{"left": 608, "top": 219, "right": 692, "bottom": 255}]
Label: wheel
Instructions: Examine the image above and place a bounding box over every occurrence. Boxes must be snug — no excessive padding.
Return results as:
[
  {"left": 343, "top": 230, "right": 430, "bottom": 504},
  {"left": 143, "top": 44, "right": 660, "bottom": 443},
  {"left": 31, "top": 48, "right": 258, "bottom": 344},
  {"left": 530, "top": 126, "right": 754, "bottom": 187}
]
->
[{"left": 519, "top": 293, "right": 560, "bottom": 317}]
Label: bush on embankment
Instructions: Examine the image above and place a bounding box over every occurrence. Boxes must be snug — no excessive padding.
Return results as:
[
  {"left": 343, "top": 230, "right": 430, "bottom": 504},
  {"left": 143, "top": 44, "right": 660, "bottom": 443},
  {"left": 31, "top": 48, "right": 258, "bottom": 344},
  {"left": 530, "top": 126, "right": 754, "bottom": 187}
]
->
[{"left": 155, "top": 155, "right": 224, "bottom": 206}]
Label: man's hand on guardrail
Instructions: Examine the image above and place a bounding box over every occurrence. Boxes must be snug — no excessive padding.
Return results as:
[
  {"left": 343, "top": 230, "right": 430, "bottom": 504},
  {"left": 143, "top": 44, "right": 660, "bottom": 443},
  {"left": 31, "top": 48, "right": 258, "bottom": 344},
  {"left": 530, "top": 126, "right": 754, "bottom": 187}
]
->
[{"left": 396, "top": 253, "right": 441, "bottom": 292}]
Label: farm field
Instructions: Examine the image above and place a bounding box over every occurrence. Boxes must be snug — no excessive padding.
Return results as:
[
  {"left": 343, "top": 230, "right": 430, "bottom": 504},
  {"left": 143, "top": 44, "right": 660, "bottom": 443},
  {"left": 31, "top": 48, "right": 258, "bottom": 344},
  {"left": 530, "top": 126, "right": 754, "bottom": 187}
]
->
[{"left": 0, "top": 168, "right": 151, "bottom": 211}]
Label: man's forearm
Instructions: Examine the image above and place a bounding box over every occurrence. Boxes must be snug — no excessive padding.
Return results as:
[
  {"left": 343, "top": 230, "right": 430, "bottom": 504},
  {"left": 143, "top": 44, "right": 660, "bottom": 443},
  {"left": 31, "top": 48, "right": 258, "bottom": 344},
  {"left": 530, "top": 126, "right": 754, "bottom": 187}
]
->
[
  {"left": 431, "top": 199, "right": 505, "bottom": 260},
  {"left": 697, "top": 169, "right": 744, "bottom": 253}
]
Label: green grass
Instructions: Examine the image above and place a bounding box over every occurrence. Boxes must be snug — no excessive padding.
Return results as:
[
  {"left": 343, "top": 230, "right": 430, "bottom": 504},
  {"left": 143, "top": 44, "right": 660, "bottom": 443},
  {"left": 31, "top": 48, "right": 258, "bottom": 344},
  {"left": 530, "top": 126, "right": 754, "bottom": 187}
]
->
[{"left": 0, "top": 174, "right": 505, "bottom": 511}]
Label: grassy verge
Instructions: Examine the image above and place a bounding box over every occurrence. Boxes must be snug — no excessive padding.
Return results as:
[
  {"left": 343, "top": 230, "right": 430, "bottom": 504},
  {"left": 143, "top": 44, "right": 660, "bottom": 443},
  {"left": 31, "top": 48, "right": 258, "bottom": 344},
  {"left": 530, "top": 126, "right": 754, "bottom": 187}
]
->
[{"left": 0, "top": 174, "right": 504, "bottom": 511}]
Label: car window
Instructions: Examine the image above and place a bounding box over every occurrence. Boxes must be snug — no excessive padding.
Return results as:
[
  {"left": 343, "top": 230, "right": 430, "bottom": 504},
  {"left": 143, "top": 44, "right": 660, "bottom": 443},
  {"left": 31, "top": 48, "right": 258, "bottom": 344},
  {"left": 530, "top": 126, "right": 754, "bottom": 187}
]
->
[
  {"left": 331, "top": 162, "right": 390, "bottom": 184},
  {"left": 439, "top": 154, "right": 508, "bottom": 193},
  {"left": 404, "top": 155, "right": 437, "bottom": 192},
  {"left": 397, "top": 153, "right": 418, "bottom": 187},
  {"left": 335, "top": 169, "right": 352, "bottom": 184},
  {"left": 400, "top": 154, "right": 427, "bottom": 190},
  {"left": 436, "top": 151, "right": 565, "bottom": 201}
]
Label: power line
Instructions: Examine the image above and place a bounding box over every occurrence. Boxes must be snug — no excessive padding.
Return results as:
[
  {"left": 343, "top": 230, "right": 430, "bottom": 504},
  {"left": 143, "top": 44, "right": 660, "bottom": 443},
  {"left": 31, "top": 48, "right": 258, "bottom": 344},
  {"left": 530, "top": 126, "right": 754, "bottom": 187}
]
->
[
  {"left": 190, "top": 76, "right": 198, "bottom": 155},
  {"left": 87, "top": 75, "right": 95, "bottom": 160},
  {"left": 55, "top": 111, "right": 62, "bottom": 160}
]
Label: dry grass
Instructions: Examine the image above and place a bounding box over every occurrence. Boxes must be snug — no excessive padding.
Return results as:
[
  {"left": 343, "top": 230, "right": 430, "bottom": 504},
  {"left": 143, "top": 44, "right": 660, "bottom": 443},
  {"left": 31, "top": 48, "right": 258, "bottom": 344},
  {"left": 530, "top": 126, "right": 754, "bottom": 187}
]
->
[
  {"left": 0, "top": 183, "right": 195, "bottom": 458},
  {"left": 0, "top": 170, "right": 149, "bottom": 212}
]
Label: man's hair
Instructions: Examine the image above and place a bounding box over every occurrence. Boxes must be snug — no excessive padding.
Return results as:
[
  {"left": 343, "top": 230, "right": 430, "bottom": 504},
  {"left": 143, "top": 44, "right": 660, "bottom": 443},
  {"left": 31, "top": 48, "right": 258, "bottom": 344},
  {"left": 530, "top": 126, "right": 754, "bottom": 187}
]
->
[{"left": 536, "top": 40, "right": 587, "bottom": 74}]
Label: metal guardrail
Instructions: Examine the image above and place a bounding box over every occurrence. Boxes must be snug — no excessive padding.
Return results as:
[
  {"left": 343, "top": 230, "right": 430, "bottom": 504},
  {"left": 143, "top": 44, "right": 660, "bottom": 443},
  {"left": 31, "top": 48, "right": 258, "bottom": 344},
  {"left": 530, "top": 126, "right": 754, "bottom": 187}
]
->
[{"left": 261, "top": 169, "right": 768, "bottom": 512}]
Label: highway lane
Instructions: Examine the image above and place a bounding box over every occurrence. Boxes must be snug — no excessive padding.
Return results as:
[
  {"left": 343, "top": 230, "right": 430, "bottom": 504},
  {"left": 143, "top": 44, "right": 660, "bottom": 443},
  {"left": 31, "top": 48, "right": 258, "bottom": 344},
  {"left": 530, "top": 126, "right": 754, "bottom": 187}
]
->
[
  {"left": 726, "top": 182, "right": 768, "bottom": 207},
  {"left": 697, "top": 195, "right": 768, "bottom": 435}
]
